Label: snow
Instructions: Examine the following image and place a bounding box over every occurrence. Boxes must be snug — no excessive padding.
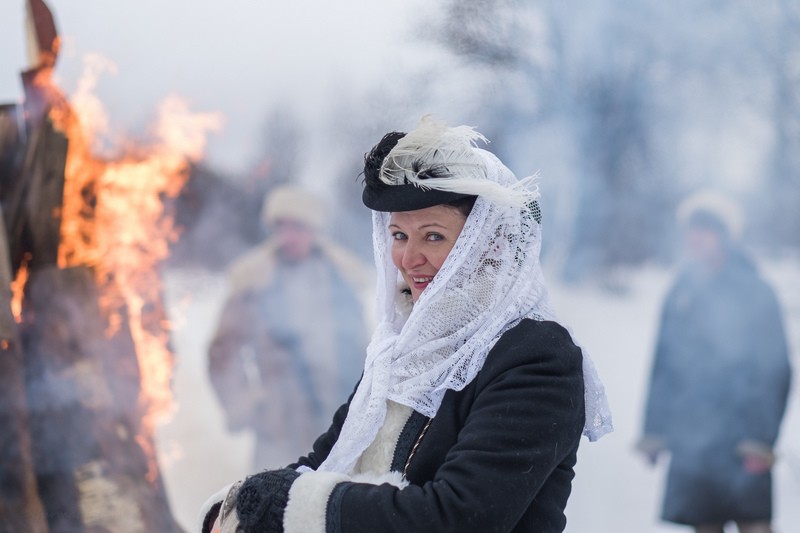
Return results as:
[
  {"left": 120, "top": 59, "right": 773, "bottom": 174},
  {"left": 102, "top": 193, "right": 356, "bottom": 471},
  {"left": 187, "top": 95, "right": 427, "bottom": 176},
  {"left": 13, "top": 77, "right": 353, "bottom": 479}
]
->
[
  {"left": 157, "top": 271, "right": 253, "bottom": 530},
  {"left": 559, "top": 260, "right": 800, "bottom": 532},
  {"left": 157, "top": 259, "right": 800, "bottom": 532}
]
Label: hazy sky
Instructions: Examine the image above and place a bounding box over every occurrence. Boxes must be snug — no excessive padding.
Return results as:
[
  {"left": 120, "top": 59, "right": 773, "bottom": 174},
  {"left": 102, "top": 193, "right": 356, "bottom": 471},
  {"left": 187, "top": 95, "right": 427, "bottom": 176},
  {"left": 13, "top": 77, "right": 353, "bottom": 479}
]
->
[{"left": 1, "top": 0, "right": 431, "bottom": 173}]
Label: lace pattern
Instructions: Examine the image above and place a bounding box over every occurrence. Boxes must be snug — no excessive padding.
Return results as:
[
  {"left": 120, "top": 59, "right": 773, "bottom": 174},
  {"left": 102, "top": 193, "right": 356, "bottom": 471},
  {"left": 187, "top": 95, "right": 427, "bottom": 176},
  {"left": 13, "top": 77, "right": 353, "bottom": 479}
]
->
[{"left": 318, "top": 146, "right": 612, "bottom": 475}]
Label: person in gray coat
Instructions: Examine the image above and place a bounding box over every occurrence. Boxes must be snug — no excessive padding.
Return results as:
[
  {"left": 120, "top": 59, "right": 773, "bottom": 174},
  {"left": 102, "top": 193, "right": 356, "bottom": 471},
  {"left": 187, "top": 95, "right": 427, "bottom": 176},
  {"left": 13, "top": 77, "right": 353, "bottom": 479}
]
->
[
  {"left": 639, "top": 191, "right": 792, "bottom": 533},
  {"left": 208, "top": 185, "right": 371, "bottom": 470}
]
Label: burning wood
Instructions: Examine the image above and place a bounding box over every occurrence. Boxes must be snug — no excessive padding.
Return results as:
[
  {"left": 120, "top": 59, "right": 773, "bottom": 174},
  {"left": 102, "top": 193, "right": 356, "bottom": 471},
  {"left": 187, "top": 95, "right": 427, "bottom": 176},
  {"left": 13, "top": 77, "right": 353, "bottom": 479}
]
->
[
  {"left": 10, "top": 254, "right": 29, "bottom": 322},
  {"left": 21, "top": 266, "right": 176, "bottom": 532},
  {"left": 25, "top": 0, "right": 60, "bottom": 70},
  {"left": 1, "top": 0, "right": 221, "bottom": 530},
  {"left": 53, "top": 71, "right": 221, "bottom": 432},
  {"left": 0, "top": 212, "right": 48, "bottom": 532}
]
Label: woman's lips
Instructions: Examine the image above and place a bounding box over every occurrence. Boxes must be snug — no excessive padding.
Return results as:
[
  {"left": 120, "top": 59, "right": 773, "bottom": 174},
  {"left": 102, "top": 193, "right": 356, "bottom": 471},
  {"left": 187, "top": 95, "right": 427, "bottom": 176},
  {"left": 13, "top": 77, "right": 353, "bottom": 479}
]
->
[{"left": 410, "top": 276, "right": 434, "bottom": 290}]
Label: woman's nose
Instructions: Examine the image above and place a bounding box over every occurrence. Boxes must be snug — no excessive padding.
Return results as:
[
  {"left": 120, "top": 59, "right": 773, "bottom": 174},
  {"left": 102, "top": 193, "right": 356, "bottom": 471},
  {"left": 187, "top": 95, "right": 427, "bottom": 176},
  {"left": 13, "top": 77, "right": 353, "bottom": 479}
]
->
[{"left": 401, "top": 241, "right": 426, "bottom": 270}]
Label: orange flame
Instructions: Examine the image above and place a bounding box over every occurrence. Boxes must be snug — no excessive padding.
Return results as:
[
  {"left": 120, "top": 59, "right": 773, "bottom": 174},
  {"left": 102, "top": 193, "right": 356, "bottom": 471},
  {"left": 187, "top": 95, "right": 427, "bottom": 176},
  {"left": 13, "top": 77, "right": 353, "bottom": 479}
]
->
[
  {"left": 51, "top": 55, "right": 222, "bottom": 479},
  {"left": 10, "top": 256, "right": 31, "bottom": 323}
]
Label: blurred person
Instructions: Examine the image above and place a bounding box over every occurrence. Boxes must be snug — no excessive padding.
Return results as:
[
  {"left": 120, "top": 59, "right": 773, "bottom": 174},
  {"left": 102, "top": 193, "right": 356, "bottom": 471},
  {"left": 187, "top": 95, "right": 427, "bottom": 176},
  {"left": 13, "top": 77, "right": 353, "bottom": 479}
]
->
[
  {"left": 638, "top": 191, "right": 792, "bottom": 533},
  {"left": 208, "top": 185, "right": 371, "bottom": 470},
  {"left": 200, "top": 116, "right": 612, "bottom": 533}
]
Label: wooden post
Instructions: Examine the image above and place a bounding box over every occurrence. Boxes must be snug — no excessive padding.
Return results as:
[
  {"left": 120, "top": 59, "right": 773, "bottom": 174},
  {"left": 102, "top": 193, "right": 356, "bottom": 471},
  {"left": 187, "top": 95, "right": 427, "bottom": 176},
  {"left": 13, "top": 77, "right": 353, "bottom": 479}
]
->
[
  {"left": 0, "top": 207, "right": 48, "bottom": 532},
  {"left": 0, "top": 1, "right": 183, "bottom": 527},
  {"left": 21, "top": 266, "right": 180, "bottom": 532},
  {"left": 1, "top": 75, "right": 69, "bottom": 274}
]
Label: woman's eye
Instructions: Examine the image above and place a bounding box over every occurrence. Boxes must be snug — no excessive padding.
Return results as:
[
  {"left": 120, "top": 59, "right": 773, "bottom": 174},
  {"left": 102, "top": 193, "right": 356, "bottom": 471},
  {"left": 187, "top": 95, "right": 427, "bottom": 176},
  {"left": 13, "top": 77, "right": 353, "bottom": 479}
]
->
[
  {"left": 426, "top": 233, "right": 444, "bottom": 242},
  {"left": 392, "top": 231, "right": 407, "bottom": 241}
]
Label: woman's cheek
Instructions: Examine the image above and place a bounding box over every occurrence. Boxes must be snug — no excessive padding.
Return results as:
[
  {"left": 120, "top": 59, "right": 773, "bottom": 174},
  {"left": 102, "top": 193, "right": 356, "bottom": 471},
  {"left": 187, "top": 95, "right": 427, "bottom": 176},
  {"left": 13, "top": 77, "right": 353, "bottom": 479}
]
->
[{"left": 390, "top": 242, "right": 404, "bottom": 271}]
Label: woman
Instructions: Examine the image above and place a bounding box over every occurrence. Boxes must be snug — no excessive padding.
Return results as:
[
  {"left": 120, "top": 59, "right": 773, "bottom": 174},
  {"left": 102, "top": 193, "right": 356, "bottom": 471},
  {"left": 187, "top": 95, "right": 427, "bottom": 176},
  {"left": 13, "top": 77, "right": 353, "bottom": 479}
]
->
[{"left": 201, "top": 117, "right": 612, "bottom": 533}]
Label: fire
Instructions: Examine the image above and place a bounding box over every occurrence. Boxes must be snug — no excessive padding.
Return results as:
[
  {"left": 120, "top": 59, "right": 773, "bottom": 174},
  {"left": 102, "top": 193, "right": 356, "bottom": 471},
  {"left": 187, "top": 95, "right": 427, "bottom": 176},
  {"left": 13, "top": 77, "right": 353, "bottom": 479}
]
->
[
  {"left": 51, "top": 55, "right": 222, "bottom": 477},
  {"left": 10, "top": 255, "right": 31, "bottom": 323}
]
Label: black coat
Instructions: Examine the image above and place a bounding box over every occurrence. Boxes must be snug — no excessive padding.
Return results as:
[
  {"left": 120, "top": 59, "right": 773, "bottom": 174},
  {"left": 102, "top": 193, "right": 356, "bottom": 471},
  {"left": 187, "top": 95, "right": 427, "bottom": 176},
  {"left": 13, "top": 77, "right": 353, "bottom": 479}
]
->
[
  {"left": 642, "top": 251, "right": 791, "bottom": 525},
  {"left": 291, "top": 319, "right": 586, "bottom": 533},
  {"left": 205, "top": 319, "right": 586, "bottom": 533}
]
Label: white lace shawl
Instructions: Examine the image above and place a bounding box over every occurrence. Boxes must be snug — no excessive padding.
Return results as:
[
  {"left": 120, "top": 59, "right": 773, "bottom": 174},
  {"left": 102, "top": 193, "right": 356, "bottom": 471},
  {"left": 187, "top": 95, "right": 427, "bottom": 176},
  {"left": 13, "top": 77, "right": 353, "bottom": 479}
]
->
[{"left": 317, "top": 147, "right": 612, "bottom": 475}]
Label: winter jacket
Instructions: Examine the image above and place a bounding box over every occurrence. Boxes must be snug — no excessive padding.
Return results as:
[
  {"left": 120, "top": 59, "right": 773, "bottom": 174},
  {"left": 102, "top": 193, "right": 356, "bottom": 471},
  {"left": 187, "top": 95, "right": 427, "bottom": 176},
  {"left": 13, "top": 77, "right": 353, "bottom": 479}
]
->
[
  {"left": 208, "top": 241, "right": 370, "bottom": 468},
  {"left": 642, "top": 250, "right": 791, "bottom": 525},
  {"left": 201, "top": 319, "right": 585, "bottom": 533}
]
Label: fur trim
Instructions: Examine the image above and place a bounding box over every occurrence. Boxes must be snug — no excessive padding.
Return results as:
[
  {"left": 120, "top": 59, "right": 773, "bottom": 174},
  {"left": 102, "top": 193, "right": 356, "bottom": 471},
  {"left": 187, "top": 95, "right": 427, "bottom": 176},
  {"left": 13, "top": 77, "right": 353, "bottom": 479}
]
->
[
  {"left": 351, "top": 470, "right": 409, "bottom": 489},
  {"left": 226, "top": 238, "right": 372, "bottom": 300},
  {"left": 354, "top": 400, "right": 413, "bottom": 475},
  {"left": 283, "top": 401, "right": 412, "bottom": 533},
  {"left": 395, "top": 285, "right": 414, "bottom": 322},
  {"left": 197, "top": 483, "right": 233, "bottom": 533},
  {"left": 283, "top": 471, "right": 349, "bottom": 533},
  {"left": 227, "top": 240, "right": 280, "bottom": 296}
]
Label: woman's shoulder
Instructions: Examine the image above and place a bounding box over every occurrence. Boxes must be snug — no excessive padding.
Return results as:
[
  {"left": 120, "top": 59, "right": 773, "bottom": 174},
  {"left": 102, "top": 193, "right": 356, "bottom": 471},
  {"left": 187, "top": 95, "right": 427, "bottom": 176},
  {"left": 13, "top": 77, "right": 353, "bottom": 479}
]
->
[
  {"left": 480, "top": 319, "right": 583, "bottom": 380},
  {"left": 496, "top": 319, "right": 580, "bottom": 355}
]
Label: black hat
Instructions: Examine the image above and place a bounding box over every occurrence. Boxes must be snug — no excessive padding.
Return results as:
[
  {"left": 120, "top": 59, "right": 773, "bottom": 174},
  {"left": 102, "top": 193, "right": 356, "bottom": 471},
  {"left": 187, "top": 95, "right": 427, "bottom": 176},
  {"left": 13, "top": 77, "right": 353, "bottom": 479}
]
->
[
  {"left": 362, "top": 183, "right": 473, "bottom": 212},
  {"left": 360, "top": 119, "right": 541, "bottom": 222},
  {"left": 361, "top": 131, "right": 474, "bottom": 212}
]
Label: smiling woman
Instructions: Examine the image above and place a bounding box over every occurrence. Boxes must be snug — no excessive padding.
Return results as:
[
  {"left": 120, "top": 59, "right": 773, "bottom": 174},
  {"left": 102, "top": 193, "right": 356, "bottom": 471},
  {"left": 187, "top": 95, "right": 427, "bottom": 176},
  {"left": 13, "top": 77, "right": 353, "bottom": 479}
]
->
[
  {"left": 200, "top": 116, "right": 612, "bottom": 533},
  {"left": 389, "top": 205, "right": 468, "bottom": 302}
]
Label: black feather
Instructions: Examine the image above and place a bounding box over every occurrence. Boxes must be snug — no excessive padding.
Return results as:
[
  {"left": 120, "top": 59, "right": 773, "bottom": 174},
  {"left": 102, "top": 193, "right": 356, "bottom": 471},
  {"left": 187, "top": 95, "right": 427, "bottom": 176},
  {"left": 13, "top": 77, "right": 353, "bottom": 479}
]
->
[{"left": 362, "top": 131, "right": 406, "bottom": 189}]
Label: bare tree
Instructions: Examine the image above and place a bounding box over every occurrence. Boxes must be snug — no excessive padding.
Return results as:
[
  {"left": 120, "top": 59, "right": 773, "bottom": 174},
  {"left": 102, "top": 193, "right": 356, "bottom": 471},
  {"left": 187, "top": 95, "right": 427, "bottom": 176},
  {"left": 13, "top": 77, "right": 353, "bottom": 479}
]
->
[
  {"left": 764, "top": 0, "right": 800, "bottom": 249},
  {"left": 433, "top": 0, "right": 674, "bottom": 280}
]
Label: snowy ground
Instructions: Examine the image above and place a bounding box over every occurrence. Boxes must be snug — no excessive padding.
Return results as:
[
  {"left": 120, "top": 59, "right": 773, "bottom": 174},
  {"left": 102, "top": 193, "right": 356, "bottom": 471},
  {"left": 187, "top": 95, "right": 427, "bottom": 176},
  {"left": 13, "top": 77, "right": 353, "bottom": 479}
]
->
[
  {"left": 558, "top": 259, "right": 800, "bottom": 533},
  {"left": 156, "top": 258, "right": 800, "bottom": 532}
]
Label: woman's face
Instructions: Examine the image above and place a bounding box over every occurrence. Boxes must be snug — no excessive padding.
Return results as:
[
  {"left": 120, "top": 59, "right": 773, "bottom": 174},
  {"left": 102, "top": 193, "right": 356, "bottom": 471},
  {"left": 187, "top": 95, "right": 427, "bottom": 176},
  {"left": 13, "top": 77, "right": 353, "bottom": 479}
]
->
[{"left": 389, "top": 205, "right": 468, "bottom": 302}]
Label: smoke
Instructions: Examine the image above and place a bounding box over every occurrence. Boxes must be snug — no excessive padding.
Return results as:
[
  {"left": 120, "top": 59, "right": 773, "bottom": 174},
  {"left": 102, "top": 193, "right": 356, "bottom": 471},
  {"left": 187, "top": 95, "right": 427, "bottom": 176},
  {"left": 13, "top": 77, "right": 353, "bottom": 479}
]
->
[
  {"left": 157, "top": 2, "right": 800, "bottom": 531},
  {"left": 5, "top": 1, "right": 797, "bottom": 530}
]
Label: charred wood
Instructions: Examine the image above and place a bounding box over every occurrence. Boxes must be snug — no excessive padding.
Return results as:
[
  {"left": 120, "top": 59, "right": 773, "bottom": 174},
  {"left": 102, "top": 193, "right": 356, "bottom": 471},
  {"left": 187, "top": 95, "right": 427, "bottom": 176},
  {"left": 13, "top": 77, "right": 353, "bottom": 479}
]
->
[
  {"left": 21, "top": 266, "right": 180, "bottom": 532},
  {"left": 0, "top": 210, "right": 48, "bottom": 533},
  {"left": 7, "top": 112, "right": 67, "bottom": 274}
]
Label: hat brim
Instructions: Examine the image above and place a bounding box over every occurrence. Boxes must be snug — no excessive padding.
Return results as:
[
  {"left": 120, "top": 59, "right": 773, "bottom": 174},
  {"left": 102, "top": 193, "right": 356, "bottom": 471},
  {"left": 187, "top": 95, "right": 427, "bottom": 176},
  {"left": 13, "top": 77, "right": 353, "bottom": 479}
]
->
[{"left": 362, "top": 183, "right": 473, "bottom": 212}]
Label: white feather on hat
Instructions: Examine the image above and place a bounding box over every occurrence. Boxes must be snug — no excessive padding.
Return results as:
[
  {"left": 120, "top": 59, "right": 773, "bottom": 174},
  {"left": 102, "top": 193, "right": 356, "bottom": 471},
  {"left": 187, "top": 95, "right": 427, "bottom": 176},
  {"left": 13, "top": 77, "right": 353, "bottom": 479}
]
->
[{"left": 379, "top": 115, "right": 539, "bottom": 209}]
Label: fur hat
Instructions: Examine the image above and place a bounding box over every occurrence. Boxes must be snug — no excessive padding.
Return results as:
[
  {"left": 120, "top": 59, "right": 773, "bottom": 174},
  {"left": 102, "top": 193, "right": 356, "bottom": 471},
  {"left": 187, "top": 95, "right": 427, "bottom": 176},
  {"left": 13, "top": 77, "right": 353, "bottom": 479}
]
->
[
  {"left": 677, "top": 189, "right": 744, "bottom": 240},
  {"left": 261, "top": 185, "right": 327, "bottom": 231}
]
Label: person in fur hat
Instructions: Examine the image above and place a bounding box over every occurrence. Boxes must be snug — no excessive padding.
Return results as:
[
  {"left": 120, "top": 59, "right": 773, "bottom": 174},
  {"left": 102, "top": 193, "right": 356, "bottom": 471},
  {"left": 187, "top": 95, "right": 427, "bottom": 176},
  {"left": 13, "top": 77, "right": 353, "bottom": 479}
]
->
[
  {"left": 638, "top": 190, "right": 792, "bottom": 533},
  {"left": 208, "top": 185, "right": 371, "bottom": 471},
  {"left": 201, "top": 116, "right": 612, "bottom": 533}
]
